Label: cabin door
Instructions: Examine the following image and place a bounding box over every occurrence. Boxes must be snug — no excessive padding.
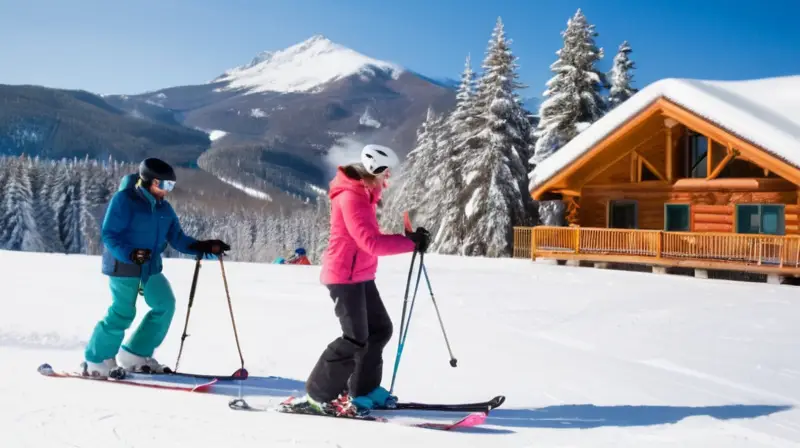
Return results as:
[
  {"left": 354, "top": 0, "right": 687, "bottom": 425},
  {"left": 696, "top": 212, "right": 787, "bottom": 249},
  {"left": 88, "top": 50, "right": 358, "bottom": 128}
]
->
[{"left": 608, "top": 200, "right": 638, "bottom": 229}]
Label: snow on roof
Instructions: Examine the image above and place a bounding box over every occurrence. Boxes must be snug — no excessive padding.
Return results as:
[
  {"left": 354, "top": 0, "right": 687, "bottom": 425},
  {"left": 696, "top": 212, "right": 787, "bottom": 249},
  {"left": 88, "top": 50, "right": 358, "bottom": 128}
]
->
[
  {"left": 214, "top": 35, "right": 404, "bottom": 94},
  {"left": 528, "top": 75, "right": 800, "bottom": 193}
]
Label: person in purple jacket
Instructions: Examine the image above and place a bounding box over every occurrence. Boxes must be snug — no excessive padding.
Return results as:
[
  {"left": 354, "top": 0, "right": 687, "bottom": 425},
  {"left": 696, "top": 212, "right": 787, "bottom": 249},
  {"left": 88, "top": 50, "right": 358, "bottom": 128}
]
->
[{"left": 294, "top": 144, "right": 430, "bottom": 417}]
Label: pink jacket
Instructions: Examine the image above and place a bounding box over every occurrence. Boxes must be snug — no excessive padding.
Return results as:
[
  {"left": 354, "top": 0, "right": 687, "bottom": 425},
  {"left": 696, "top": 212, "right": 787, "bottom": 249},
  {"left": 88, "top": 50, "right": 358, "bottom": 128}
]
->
[{"left": 320, "top": 166, "right": 415, "bottom": 285}]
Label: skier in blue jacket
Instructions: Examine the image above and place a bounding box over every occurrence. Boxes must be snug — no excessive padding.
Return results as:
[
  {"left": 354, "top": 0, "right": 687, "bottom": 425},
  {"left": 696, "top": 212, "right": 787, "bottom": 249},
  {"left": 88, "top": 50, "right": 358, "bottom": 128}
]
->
[{"left": 82, "top": 158, "right": 230, "bottom": 377}]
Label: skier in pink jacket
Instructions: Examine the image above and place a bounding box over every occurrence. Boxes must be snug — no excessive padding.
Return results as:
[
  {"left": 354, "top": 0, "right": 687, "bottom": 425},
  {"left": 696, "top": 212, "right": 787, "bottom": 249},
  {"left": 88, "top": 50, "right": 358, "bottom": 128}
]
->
[{"left": 299, "top": 144, "right": 430, "bottom": 417}]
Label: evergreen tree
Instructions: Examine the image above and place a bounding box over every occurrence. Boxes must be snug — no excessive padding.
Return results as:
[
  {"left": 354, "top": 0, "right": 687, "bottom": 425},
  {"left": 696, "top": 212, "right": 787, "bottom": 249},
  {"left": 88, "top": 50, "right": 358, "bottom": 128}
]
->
[
  {"left": 30, "top": 158, "right": 63, "bottom": 252},
  {"left": 450, "top": 54, "right": 479, "bottom": 139},
  {"left": 383, "top": 106, "right": 441, "bottom": 231},
  {"left": 312, "top": 194, "right": 331, "bottom": 263},
  {"left": 531, "top": 8, "right": 607, "bottom": 165},
  {"left": 1, "top": 157, "right": 45, "bottom": 252},
  {"left": 458, "top": 17, "right": 536, "bottom": 257},
  {"left": 608, "top": 40, "right": 637, "bottom": 109},
  {"left": 429, "top": 117, "right": 465, "bottom": 254},
  {"left": 426, "top": 55, "right": 480, "bottom": 254}
]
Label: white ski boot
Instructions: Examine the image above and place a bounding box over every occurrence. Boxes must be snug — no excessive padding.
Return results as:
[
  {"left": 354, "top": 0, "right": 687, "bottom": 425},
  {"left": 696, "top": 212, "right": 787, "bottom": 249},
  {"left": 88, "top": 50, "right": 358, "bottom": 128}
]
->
[
  {"left": 118, "top": 348, "right": 173, "bottom": 374},
  {"left": 81, "top": 358, "right": 125, "bottom": 379}
]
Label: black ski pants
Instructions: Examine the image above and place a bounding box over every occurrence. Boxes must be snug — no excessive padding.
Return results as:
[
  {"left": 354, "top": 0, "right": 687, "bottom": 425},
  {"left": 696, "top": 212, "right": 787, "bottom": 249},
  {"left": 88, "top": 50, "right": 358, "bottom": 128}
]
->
[{"left": 305, "top": 280, "right": 393, "bottom": 403}]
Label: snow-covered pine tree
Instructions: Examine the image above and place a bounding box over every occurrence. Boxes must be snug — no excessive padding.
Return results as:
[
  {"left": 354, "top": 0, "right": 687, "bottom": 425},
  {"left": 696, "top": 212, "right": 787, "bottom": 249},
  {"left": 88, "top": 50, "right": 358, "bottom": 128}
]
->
[
  {"left": 449, "top": 54, "right": 478, "bottom": 140},
  {"left": 429, "top": 120, "right": 465, "bottom": 254},
  {"left": 80, "top": 159, "right": 108, "bottom": 255},
  {"left": 312, "top": 193, "right": 330, "bottom": 263},
  {"left": 608, "top": 40, "right": 637, "bottom": 109},
  {"left": 426, "top": 55, "right": 478, "bottom": 254},
  {"left": 530, "top": 8, "right": 607, "bottom": 165},
  {"left": 50, "top": 162, "right": 77, "bottom": 254},
  {"left": 382, "top": 106, "right": 441, "bottom": 231},
  {"left": 1, "top": 156, "right": 45, "bottom": 252},
  {"left": 458, "top": 17, "right": 537, "bottom": 257},
  {"left": 29, "top": 158, "right": 63, "bottom": 252},
  {"left": 0, "top": 158, "right": 10, "bottom": 239}
]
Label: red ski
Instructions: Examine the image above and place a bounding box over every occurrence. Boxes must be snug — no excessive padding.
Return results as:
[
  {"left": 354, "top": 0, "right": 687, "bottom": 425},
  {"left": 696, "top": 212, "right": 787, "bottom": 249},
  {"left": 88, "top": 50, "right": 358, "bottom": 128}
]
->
[{"left": 37, "top": 363, "right": 217, "bottom": 393}]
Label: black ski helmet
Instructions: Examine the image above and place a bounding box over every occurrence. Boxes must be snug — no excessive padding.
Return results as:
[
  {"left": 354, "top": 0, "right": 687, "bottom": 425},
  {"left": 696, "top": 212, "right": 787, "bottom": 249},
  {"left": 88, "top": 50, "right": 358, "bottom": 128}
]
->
[{"left": 138, "top": 158, "right": 176, "bottom": 186}]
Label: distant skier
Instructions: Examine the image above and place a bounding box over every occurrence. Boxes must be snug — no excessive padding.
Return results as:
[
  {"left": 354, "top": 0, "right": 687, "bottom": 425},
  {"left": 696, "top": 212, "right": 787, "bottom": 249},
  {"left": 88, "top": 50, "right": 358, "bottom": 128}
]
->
[
  {"left": 286, "top": 247, "right": 311, "bottom": 265},
  {"left": 82, "top": 158, "right": 230, "bottom": 377},
  {"left": 298, "top": 144, "right": 430, "bottom": 417}
]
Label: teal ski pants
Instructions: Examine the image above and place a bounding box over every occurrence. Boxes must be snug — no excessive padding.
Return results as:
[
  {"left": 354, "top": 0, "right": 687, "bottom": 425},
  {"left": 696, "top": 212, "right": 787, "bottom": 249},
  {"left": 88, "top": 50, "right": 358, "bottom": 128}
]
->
[{"left": 84, "top": 273, "right": 176, "bottom": 363}]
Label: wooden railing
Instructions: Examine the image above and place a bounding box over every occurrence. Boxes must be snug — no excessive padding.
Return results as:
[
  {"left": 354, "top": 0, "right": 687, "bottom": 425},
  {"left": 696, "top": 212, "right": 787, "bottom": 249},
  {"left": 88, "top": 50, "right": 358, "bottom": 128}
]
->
[{"left": 512, "top": 226, "right": 800, "bottom": 274}]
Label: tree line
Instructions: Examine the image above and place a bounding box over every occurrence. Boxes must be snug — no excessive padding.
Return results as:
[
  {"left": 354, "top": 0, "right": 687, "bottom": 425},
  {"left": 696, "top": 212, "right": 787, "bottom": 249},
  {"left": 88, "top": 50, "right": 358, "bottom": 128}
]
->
[
  {"left": 381, "top": 9, "right": 637, "bottom": 257},
  {"left": 0, "top": 155, "right": 330, "bottom": 264}
]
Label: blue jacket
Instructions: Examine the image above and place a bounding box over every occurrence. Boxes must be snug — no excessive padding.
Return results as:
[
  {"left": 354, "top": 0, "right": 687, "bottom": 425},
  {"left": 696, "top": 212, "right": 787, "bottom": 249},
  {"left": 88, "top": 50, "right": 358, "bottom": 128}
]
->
[{"left": 101, "top": 173, "right": 200, "bottom": 281}]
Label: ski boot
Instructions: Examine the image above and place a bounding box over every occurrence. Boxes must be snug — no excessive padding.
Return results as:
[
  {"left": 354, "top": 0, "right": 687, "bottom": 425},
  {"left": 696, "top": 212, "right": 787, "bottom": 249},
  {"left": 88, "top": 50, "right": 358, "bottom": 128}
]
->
[
  {"left": 117, "top": 348, "right": 173, "bottom": 374},
  {"left": 282, "top": 393, "right": 363, "bottom": 417},
  {"left": 81, "top": 358, "right": 126, "bottom": 379},
  {"left": 352, "top": 386, "right": 398, "bottom": 411}
]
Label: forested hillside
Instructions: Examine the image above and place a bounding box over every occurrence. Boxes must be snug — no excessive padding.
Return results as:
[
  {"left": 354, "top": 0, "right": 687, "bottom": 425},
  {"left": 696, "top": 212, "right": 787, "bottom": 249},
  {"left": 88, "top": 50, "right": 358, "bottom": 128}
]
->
[{"left": 0, "top": 85, "right": 211, "bottom": 166}]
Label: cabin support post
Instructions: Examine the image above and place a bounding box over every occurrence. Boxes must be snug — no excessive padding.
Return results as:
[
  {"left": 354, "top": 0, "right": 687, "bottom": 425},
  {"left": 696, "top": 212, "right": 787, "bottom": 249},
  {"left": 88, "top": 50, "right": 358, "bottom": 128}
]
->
[
  {"left": 707, "top": 135, "right": 713, "bottom": 179},
  {"left": 695, "top": 269, "right": 709, "bottom": 279},
  {"left": 767, "top": 274, "right": 784, "bottom": 285},
  {"left": 664, "top": 118, "right": 678, "bottom": 183}
]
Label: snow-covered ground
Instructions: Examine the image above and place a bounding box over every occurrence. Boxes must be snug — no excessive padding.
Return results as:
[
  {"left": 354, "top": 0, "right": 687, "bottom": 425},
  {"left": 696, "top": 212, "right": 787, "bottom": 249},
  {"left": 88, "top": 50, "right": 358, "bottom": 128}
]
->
[
  {"left": 214, "top": 176, "right": 272, "bottom": 201},
  {"left": 208, "top": 130, "right": 228, "bottom": 141},
  {"left": 2, "top": 250, "right": 799, "bottom": 447},
  {"left": 214, "top": 35, "right": 403, "bottom": 94}
]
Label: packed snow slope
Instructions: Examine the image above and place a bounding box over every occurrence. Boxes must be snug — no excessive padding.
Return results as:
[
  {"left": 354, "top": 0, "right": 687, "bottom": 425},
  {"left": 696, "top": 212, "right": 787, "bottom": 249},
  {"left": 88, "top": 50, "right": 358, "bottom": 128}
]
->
[{"left": 2, "top": 250, "right": 800, "bottom": 447}]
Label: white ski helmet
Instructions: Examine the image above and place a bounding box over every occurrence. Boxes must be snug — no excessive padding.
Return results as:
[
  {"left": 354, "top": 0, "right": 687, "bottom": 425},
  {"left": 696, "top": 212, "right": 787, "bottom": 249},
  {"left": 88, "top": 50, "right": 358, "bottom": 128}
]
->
[{"left": 361, "top": 144, "right": 399, "bottom": 175}]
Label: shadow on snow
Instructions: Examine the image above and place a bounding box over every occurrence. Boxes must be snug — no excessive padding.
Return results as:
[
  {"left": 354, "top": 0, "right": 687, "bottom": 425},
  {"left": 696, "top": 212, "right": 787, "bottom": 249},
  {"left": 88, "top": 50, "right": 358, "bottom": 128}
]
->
[
  {"left": 484, "top": 403, "right": 794, "bottom": 429},
  {"left": 140, "top": 374, "right": 794, "bottom": 431}
]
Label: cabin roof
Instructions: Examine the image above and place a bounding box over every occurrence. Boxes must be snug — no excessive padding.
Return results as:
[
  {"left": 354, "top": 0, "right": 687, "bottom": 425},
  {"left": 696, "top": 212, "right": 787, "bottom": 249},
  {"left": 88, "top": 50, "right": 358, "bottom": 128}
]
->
[{"left": 528, "top": 75, "right": 800, "bottom": 195}]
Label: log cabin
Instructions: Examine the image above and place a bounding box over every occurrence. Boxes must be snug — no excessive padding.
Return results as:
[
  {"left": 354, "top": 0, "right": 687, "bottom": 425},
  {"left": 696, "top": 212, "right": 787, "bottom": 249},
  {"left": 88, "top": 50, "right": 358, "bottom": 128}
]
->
[{"left": 515, "top": 75, "right": 800, "bottom": 281}]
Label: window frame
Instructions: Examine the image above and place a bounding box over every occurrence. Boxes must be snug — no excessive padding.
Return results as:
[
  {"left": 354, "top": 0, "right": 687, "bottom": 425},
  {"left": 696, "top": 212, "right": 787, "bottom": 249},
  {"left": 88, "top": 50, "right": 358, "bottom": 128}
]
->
[
  {"left": 664, "top": 203, "right": 692, "bottom": 232},
  {"left": 687, "top": 131, "right": 708, "bottom": 178},
  {"left": 734, "top": 203, "right": 785, "bottom": 235},
  {"left": 607, "top": 199, "right": 639, "bottom": 229}
]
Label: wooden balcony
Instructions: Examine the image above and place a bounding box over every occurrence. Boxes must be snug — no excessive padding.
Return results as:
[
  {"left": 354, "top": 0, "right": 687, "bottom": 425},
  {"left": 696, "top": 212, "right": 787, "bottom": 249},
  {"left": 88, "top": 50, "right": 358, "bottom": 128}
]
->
[{"left": 513, "top": 226, "right": 800, "bottom": 276}]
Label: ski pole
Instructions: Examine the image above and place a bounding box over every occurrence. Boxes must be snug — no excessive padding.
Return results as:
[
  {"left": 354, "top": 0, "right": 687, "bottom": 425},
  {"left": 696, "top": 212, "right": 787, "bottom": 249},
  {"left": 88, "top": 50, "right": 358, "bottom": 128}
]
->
[
  {"left": 218, "top": 253, "right": 247, "bottom": 377},
  {"left": 421, "top": 261, "right": 457, "bottom": 367},
  {"left": 389, "top": 249, "right": 424, "bottom": 395},
  {"left": 399, "top": 251, "right": 425, "bottom": 346},
  {"left": 174, "top": 252, "right": 203, "bottom": 373}
]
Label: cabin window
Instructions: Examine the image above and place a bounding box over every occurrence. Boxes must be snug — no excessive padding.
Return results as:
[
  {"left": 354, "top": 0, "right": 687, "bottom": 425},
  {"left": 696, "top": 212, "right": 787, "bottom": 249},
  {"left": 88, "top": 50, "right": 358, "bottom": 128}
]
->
[
  {"left": 686, "top": 132, "right": 708, "bottom": 178},
  {"left": 735, "top": 204, "right": 785, "bottom": 235},
  {"left": 665, "top": 204, "right": 691, "bottom": 231},
  {"left": 608, "top": 200, "right": 638, "bottom": 229}
]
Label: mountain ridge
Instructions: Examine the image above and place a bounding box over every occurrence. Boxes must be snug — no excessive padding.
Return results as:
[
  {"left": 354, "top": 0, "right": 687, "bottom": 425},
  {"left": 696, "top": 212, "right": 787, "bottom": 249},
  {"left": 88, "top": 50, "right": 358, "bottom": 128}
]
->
[{"left": 1, "top": 35, "right": 458, "bottom": 206}]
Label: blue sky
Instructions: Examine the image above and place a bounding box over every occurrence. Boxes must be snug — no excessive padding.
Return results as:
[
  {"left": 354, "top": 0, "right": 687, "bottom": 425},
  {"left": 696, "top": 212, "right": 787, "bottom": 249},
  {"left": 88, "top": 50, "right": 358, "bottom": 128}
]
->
[{"left": 1, "top": 0, "right": 799, "bottom": 98}]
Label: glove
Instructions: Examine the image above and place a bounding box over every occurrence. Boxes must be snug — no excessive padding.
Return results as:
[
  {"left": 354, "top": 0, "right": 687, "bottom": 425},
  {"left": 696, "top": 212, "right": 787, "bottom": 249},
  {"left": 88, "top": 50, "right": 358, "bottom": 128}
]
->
[
  {"left": 129, "top": 248, "right": 151, "bottom": 265},
  {"left": 405, "top": 227, "right": 431, "bottom": 254},
  {"left": 188, "top": 239, "right": 231, "bottom": 255}
]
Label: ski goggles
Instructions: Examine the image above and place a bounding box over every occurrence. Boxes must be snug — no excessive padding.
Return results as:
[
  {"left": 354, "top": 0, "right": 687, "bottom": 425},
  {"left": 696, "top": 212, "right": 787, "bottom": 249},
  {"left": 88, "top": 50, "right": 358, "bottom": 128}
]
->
[{"left": 159, "top": 179, "right": 176, "bottom": 192}]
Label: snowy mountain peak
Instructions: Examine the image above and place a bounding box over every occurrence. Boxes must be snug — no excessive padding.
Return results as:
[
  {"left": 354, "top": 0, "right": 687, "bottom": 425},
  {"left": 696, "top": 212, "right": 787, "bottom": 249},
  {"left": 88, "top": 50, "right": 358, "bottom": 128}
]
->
[{"left": 215, "top": 35, "right": 405, "bottom": 94}]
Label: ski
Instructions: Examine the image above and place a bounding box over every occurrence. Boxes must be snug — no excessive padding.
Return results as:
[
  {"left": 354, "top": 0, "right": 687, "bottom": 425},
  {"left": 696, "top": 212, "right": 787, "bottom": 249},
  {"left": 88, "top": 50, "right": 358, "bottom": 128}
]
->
[
  {"left": 385, "top": 394, "right": 506, "bottom": 413},
  {"left": 227, "top": 396, "right": 487, "bottom": 431},
  {"left": 37, "top": 363, "right": 217, "bottom": 393},
  {"left": 130, "top": 368, "right": 249, "bottom": 381}
]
